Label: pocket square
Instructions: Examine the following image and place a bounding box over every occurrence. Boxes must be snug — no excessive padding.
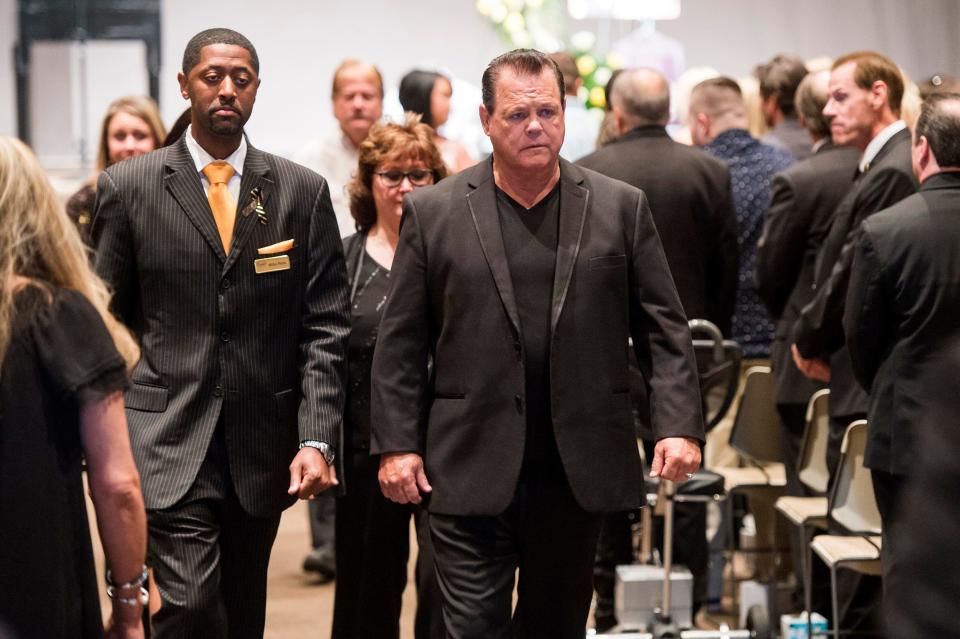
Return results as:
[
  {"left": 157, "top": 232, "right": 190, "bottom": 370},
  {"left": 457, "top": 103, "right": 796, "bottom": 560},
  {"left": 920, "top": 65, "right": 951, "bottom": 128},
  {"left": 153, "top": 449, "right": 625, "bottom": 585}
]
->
[{"left": 257, "top": 239, "right": 294, "bottom": 255}]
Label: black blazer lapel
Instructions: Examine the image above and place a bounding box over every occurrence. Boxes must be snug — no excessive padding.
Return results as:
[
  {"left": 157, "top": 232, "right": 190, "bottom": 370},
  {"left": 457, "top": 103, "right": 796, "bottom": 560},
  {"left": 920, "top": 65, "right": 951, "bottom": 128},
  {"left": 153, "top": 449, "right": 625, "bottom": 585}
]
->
[
  {"left": 465, "top": 160, "right": 521, "bottom": 337},
  {"left": 164, "top": 138, "right": 227, "bottom": 262},
  {"left": 551, "top": 159, "right": 589, "bottom": 331},
  {"left": 224, "top": 146, "right": 274, "bottom": 275}
]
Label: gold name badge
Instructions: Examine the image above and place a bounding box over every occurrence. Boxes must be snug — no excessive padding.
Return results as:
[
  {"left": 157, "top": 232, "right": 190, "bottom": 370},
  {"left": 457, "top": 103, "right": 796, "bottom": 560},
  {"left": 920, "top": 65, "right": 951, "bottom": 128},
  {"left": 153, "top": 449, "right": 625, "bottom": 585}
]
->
[{"left": 254, "top": 255, "right": 291, "bottom": 274}]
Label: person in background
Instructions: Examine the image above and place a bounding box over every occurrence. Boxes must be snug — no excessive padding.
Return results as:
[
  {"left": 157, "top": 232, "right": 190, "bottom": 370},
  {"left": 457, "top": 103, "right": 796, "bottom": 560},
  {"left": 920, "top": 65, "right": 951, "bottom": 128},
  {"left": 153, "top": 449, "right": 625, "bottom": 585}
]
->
[
  {"left": 66, "top": 96, "right": 166, "bottom": 245},
  {"left": 295, "top": 59, "right": 384, "bottom": 237},
  {"left": 0, "top": 135, "right": 147, "bottom": 639},
  {"left": 333, "top": 113, "right": 446, "bottom": 639},
  {"left": 163, "top": 108, "right": 192, "bottom": 147},
  {"left": 398, "top": 70, "right": 475, "bottom": 173},
  {"left": 757, "top": 54, "right": 812, "bottom": 160},
  {"left": 547, "top": 51, "right": 600, "bottom": 161}
]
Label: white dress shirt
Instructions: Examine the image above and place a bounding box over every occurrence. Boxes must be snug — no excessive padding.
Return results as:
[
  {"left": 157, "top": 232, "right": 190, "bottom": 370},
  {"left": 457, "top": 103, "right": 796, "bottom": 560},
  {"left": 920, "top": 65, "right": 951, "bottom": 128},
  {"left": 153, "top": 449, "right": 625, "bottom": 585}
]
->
[
  {"left": 293, "top": 128, "right": 358, "bottom": 238},
  {"left": 859, "top": 120, "right": 907, "bottom": 173},
  {"left": 184, "top": 124, "right": 247, "bottom": 202}
]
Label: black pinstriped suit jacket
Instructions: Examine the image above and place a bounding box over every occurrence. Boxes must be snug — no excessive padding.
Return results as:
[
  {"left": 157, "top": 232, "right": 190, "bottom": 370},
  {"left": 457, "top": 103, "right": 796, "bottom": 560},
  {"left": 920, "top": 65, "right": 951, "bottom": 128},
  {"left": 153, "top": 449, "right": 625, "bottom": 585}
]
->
[{"left": 92, "top": 135, "right": 350, "bottom": 517}]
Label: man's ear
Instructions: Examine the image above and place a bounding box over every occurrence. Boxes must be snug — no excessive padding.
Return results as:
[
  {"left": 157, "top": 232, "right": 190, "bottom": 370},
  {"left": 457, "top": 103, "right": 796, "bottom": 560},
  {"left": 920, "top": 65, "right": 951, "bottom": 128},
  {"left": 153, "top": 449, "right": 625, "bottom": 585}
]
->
[
  {"left": 696, "top": 112, "right": 710, "bottom": 140},
  {"left": 479, "top": 104, "right": 491, "bottom": 136},
  {"left": 178, "top": 72, "right": 189, "bottom": 100},
  {"left": 870, "top": 80, "right": 890, "bottom": 113},
  {"left": 612, "top": 106, "right": 626, "bottom": 135},
  {"left": 915, "top": 134, "right": 931, "bottom": 169}
]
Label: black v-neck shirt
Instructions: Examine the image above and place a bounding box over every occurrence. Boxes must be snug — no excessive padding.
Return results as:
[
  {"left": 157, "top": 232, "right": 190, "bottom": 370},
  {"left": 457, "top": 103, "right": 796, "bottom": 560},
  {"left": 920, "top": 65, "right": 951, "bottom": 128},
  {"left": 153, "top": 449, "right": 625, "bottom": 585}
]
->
[{"left": 496, "top": 182, "right": 566, "bottom": 483}]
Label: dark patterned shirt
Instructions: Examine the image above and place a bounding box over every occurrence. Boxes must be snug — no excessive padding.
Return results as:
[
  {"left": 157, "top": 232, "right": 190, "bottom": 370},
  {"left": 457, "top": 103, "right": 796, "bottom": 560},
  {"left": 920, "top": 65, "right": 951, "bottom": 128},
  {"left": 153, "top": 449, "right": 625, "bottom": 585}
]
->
[{"left": 705, "top": 129, "right": 794, "bottom": 357}]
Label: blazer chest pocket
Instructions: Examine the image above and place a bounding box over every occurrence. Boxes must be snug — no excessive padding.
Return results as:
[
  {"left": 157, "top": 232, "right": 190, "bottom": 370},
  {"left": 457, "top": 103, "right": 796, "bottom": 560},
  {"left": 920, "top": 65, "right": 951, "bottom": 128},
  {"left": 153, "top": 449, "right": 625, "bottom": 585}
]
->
[
  {"left": 589, "top": 254, "right": 627, "bottom": 270},
  {"left": 125, "top": 383, "right": 169, "bottom": 412}
]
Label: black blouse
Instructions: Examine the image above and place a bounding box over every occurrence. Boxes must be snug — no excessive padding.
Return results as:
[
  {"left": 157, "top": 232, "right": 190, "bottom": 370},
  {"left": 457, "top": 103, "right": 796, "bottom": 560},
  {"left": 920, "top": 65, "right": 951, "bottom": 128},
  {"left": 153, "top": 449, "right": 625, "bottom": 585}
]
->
[{"left": 0, "top": 286, "right": 128, "bottom": 638}]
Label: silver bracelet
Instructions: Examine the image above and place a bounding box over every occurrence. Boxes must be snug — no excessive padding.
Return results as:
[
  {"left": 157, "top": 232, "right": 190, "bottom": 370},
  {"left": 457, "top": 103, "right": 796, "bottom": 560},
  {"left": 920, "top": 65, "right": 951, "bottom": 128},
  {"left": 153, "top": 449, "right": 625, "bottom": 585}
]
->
[
  {"left": 105, "top": 565, "right": 148, "bottom": 591},
  {"left": 107, "top": 585, "right": 149, "bottom": 606}
]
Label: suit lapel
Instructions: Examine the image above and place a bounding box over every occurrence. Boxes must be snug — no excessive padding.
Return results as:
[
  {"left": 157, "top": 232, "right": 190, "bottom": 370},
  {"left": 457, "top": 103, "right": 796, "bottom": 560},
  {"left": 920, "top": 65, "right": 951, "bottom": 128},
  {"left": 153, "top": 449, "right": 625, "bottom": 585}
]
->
[
  {"left": 465, "top": 160, "right": 521, "bottom": 337},
  {"left": 551, "top": 160, "right": 589, "bottom": 332},
  {"left": 164, "top": 138, "right": 227, "bottom": 262},
  {"left": 224, "top": 146, "right": 274, "bottom": 275}
]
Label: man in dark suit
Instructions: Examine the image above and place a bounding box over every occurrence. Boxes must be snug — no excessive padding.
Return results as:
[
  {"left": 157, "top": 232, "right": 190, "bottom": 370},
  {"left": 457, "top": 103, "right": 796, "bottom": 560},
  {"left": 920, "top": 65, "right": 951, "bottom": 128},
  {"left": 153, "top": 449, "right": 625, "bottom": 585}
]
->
[
  {"left": 844, "top": 93, "right": 960, "bottom": 616},
  {"left": 756, "top": 68, "right": 860, "bottom": 613},
  {"left": 578, "top": 67, "right": 737, "bottom": 628},
  {"left": 792, "top": 51, "right": 918, "bottom": 465},
  {"left": 757, "top": 54, "right": 813, "bottom": 161},
  {"left": 370, "top": 49, "right": 704, "bottom": 638},
  {"left": 92, "top": 29, "right": 350, "bottom": 638}
]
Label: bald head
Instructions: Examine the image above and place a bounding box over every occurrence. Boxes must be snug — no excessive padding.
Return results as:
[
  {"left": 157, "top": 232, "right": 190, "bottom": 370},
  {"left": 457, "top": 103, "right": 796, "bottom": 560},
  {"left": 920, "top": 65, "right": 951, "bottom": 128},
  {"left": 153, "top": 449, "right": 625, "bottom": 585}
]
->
[
  {"left": 688, "top": 76, "right": 748, "bottom": 145},
  {"left": 611, "top": 68, "right": 671, "bottom": 132},
  {"left": 794, "top": 69, "right": 832, "bottom": 140}
]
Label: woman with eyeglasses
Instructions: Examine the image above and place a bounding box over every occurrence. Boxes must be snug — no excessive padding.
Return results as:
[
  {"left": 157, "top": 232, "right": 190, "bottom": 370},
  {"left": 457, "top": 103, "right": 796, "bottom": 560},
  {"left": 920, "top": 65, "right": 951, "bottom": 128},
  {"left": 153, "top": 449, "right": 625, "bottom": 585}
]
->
[{"left": 331, "top": 113, "right": 448, "bottom": 639}]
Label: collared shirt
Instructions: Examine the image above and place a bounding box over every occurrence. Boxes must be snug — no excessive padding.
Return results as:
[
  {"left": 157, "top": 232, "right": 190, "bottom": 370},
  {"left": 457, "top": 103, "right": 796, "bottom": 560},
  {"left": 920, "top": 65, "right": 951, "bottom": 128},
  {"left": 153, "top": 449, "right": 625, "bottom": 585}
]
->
[
  {"left": 559, "top": 97, "right": 600, "bottom": 162},
  {"left": 293, "top": 127, "right": 359, "bottom": 237},
  {"left": 184, "top": 124, "right": 246, "bottom": 203},
  {"left": 705, "top": 128, "right": 795, "bottom": 358},
  {"left": 860, "top": 120, "right": 908, "bottom": 173}
]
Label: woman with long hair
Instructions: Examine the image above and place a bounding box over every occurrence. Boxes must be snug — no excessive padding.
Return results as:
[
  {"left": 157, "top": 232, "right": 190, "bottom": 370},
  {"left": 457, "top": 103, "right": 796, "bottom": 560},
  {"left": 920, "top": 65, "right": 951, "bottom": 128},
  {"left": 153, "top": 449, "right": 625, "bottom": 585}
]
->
[
  {"left": 398, "top": 70, "right": 475, "bottom": 172},
  {"left": 0, "top": 135, "right": 147, "bottom": 639},
  {"left": 66, "top": 96, "right": 166, "bottom": 245}
]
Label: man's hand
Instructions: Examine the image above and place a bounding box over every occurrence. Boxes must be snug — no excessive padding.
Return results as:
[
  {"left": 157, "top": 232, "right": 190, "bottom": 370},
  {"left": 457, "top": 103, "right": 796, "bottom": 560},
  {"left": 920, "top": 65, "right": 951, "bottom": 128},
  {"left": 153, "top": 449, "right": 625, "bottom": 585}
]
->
[
  {"left": 650, "top": 436, "right": 702, "bottom": 482},
  {"left": 379, "top": 453, "right": 432, "bottom": 505},
  {"left": 288, "top": 447, "right": 338, "bottom": 499},
  {"left": 105, "top": 607, "right": 144, "bottom": 639},
  {"left": 791, "top": 344, "right": 831, "bottom": 382}
]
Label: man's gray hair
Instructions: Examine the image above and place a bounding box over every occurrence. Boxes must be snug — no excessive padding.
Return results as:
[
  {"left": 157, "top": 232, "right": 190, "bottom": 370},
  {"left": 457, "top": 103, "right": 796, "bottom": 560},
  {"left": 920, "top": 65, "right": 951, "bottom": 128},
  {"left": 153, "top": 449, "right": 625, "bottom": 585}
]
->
[
  {"left": 794, "top": 70, "right": 832, "bottom": 140},
  {"left": 611, "top": 68, "right": 671, "bottom": 127}
]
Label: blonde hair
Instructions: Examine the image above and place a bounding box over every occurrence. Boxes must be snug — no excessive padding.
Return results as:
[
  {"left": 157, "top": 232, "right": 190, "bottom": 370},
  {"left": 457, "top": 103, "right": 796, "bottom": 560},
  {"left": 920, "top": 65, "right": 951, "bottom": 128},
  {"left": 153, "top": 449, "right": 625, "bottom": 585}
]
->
[
  {"left": 95, "top": 96, "right": 166, "bottom": 174},
  {"left": 0, "top": 136, "right": 139, "bottom": 370}
]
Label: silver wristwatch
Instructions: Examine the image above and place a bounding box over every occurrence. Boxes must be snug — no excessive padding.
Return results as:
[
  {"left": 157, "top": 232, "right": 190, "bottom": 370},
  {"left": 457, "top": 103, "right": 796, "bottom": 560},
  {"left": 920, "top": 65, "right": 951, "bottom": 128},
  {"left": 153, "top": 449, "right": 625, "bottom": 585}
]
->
[{"left": 299, "top": 440, "right": 335, "bottom": 465}]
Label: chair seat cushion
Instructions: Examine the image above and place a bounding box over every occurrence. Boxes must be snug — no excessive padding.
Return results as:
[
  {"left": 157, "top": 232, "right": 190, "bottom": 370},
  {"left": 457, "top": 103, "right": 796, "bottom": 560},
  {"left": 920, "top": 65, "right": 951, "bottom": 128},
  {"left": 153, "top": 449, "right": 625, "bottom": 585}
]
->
[
  {"left": 810, "top": 535, "right": 883, "bottom": 575},
  {"left": 775, "top": 496, "right": 828, "bottom": 526}
]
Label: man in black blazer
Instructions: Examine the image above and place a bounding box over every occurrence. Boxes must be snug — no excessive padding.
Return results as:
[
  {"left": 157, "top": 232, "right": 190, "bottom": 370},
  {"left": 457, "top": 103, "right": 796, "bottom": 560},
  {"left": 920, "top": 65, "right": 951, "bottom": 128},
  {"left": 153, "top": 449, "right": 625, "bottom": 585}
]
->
[
  {"left": 92, "top": 29, "right": 349, "bottom": 638},
  {"left": 371, "top": 50, "right": 704, "bottom": 638},
  {"left": 845, "top": 93, "right": 960, "bottom": 612},
  {"left": 792, "top": 51, "right": 917, "bottom": 451},
  {"left": 578, "top": 67, "right": 737, "bottom": 627}
]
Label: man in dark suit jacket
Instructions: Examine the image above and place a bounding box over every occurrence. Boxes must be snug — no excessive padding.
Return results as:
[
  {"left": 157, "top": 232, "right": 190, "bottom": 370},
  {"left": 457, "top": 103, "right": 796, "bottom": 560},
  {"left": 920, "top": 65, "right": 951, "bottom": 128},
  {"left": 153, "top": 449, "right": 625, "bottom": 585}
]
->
[
  {"left": 371, "top": 50, "right": 704, "bottom": 638},
  {"left": 845, "top": 93, "right": 960, "bottom": 614},
  {"left": 578, "top": 67, "right": 737, "bottom": 628},
  {"left": 793, "top": 51, "right": 918, "bottom": 450},
  {"left": 92, "top": 29, "right": 350, "bottom": 638}
]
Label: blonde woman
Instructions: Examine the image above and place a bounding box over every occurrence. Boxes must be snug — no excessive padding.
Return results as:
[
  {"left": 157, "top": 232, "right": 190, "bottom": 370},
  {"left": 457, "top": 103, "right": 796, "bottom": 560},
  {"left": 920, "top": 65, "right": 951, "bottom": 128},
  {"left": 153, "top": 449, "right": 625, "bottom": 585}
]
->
[
  {"left": 66, "top": 96, "right": 166, "bottom": 245},
  {"left": 0, "top": 136, "right": 146, "bottom": 639}
]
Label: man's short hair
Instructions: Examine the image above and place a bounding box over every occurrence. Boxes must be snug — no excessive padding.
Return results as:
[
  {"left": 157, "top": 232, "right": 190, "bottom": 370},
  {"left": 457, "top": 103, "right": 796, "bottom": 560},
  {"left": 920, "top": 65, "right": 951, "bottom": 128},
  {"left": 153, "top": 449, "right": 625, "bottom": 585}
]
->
[
  {"left": 689, "top": 76, "right": 744, "bottom": 118},
  {"left": 611, "top": 68, "right": 671, "bottom": 126},
  {"left": 757, "top": 54, "right": 808, "bottom": 118},
  {"left": 547, "top": 51, "right": 579, "bottom": 96},
  {"left": 481, "top": 49, "right": 565, "bottom": 113},
  {"left": 832, "top": 51, "right": 904, "bottom": 116},
  {"left": 331, "top": 59, "right": 384, "bottom": 99},
  {"left": 182, "top": 28, "right": 258, "bottom": 75},
  {"left": 794, "top": 70, "right": 832, "bottom": 139},
  {"left": 915, "top": 93, "right": 960, "bottom": 168}
]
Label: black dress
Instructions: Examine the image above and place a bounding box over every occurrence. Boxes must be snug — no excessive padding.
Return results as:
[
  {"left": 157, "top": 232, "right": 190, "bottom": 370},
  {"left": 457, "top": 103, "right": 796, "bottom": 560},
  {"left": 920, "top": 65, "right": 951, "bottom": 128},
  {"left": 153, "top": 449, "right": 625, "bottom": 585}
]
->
[{"left": 0, "top": 286, "right": 128, "bottom": 639}]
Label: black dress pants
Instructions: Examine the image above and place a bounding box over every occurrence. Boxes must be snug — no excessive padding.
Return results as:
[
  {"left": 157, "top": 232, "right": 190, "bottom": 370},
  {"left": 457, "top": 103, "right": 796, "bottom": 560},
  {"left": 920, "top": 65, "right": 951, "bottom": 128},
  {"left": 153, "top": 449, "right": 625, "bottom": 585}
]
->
[
  {"left": 332, "top": 449, "right": 443, "bottom": 639},
  {"left": 428, "top": 478, "right": 603, "bottom": 639},
  {"left": 871, "top": 469, "right": 906, "bottom": 626},
  {"left": 147, "top": 427, "right": 281, "bottom": 639}
]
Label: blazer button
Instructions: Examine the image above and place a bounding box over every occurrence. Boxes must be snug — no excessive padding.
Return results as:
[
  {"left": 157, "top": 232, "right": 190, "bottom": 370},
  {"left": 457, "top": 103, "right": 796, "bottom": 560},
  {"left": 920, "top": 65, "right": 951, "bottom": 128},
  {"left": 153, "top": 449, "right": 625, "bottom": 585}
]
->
[
  {"left": 514, "top": 394, "right": 523, "bottom": 414},
  {"left": 220, "top": 331, "right": 230, "bottom": 342},
  {"left": 213, "top": 386, "right": 224, "bottom": 398},
  {"left": 514, "top": 341, "right": 522, "bottom": 361},
  {"left": 221, "top": 278, "right": 231, "bottom": 290}
]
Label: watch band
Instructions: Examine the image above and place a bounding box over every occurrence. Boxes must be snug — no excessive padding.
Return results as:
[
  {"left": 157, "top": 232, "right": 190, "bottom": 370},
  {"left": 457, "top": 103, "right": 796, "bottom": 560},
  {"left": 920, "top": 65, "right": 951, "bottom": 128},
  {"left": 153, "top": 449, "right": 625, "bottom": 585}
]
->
[{"left": 299, "top": 440, "right": 335, "bottom": 465}]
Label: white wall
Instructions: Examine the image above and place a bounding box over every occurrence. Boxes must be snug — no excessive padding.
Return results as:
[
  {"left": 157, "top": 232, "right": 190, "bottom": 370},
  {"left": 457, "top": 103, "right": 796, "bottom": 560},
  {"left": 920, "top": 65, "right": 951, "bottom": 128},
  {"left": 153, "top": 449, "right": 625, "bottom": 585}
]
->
[{"left": 1, "top": 0, "right": 958, "bottom": 166}]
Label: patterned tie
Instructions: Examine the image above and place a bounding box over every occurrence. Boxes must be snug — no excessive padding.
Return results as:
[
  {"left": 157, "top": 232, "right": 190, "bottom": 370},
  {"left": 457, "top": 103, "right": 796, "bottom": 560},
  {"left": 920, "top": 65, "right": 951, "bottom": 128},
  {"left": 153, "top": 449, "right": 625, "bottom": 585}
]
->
[{"left": 202, "top": 161, "right": 237, "bottom": 254}]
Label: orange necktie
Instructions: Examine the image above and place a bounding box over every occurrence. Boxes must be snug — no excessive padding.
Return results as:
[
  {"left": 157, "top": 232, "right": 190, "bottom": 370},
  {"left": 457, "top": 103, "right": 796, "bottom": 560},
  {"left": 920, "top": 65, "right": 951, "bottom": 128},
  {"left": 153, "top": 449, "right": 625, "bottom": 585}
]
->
[{"left": 202, "top": 161, "right": 237, "bottom": 254}]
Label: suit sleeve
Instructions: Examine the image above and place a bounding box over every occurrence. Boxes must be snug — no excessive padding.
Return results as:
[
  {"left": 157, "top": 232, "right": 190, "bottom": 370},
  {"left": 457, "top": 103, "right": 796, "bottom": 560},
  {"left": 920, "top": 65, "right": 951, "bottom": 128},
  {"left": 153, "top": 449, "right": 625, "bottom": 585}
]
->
[
  {"left": 706, "top": 171, "right": 739, "bottom": 335},
  {"left": 844, "top": 223, "right": 890, "bottom": 392},
  {"left": 298, "top": 179, "right": 351, "bottom": 446},
  {"left": 794, "top": 167, "right": 915, "bottom": 358},
  {"left": 756, "top": 173, "right": 806, "bottom": 320},
  {"left": 628, "top": 191, "right": 705, "bottom": 444},
  {"left": 370, "top": 197, "right": 431, "bottom": 455},
  {"left": 91, "top": 170, "right": 139, "bottom": 327}
]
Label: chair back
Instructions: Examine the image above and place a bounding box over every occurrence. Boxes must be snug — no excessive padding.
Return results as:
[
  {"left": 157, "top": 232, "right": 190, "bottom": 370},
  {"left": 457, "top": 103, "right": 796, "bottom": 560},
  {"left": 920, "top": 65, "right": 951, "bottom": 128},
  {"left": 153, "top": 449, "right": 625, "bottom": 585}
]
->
[
  {"left": 728, "top": 366, "right": 782, "bottom": 464},
  {"left": 828, "top": 420, "right": 882, "bottom": 535},
  {"left": 798, "top": 389, "right": 831, "bottom": 494}
]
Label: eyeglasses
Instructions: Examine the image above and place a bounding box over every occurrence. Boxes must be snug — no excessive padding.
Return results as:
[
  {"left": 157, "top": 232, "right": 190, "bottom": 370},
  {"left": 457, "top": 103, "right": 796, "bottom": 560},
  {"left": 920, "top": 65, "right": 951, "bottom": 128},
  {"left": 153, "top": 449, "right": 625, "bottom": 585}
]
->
[{"left": 375, "top": 170, "right": 434, "bottom": 188}]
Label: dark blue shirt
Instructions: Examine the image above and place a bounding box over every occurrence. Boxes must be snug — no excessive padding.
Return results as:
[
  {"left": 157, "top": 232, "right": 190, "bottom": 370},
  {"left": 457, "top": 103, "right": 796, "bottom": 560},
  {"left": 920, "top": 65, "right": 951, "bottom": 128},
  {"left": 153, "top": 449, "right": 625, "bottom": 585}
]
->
[{"left": 705, "top": 129, "right": 794, "bottom": 358}]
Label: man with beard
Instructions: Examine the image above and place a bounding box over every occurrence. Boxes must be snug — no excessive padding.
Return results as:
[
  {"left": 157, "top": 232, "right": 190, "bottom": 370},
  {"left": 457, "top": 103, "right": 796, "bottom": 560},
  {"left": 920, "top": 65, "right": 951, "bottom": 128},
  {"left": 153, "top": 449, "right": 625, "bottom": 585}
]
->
[
  {"left": 295, "top": 59, "right": 384, "bottom": 236},
  {"left": 92, "top": 28, "right": 350, "bottom": 638}
]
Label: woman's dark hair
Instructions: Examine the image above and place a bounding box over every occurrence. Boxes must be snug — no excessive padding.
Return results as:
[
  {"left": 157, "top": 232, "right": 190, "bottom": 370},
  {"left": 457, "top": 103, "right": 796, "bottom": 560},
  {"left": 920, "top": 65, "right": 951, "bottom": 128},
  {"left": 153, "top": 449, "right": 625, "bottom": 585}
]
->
[
  {"left": 399, "top": 70, "right": 442, "bottom": 128},
  {"left": 347, "top": 112, "right": 449, "bottom": 234},
  {"left": 163, "top": 108, "right": 192, "bottom": 147}
]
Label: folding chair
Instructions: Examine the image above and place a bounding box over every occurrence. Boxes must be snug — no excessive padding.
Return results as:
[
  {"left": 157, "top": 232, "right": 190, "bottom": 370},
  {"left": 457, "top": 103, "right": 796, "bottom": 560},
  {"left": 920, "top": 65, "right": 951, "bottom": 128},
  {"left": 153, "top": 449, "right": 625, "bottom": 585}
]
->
[{"left": 804, "top": 420, "right": 882, "bottom": 638}]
